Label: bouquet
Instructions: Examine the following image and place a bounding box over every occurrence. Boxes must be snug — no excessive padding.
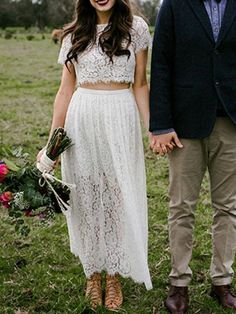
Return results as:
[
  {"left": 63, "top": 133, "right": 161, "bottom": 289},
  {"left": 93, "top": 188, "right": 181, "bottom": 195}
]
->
[
  {"left": 37, "top": 127, "right": 73, "bottom": 173},
  {"left": 0, "top": 128, "right": 74, "bottom": 236}
]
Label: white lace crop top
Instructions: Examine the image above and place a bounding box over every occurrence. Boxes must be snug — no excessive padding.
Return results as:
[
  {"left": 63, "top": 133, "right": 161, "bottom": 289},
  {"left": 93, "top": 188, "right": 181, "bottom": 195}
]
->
[{"left": 57, "top": 15, "right": 152, "bottom": 86}]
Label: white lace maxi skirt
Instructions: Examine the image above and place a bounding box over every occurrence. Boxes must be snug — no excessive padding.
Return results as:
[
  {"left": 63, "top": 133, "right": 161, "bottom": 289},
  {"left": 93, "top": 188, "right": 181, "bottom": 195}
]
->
[{"left": 61, "top": 87, "right": 152, "bottom": 290}]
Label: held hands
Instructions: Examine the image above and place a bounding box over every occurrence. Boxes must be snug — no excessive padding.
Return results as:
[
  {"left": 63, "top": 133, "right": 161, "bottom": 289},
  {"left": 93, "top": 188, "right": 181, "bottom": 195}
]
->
[{"left": 149, "top": 132, "right": 183, "bottom": 156}]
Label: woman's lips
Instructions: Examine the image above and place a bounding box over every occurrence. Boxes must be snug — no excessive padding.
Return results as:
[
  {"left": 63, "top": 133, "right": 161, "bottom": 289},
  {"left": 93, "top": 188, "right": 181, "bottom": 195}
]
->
[{"left": 96, "top": 0, "right": 109, "bottom": 6}]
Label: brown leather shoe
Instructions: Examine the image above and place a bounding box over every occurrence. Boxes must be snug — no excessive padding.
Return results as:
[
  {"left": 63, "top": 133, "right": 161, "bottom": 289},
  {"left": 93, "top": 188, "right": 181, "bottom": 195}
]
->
[
  {"left": 210, "top": 284, "right": 236, "bottom": 309},
  {"left": 164, "top": 286, "right": 188, "bottom": 314}
]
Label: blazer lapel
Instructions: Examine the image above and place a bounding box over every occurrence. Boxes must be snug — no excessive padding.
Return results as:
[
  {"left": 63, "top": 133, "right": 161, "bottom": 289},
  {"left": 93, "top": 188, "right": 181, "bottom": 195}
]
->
[
  {"left": 216, "top": 0, "right": 236, "bottom": 46},
  {"left": 187, "top": 0, "right": 215, "bottom": 43}
]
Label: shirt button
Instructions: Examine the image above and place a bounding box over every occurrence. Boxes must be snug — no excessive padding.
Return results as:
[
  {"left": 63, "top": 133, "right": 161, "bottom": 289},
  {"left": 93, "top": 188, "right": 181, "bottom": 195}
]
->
[
  {"left": 215, "top": 81, "right": 220, "bottom": 86},
  {"left": 213, "top": 7, "right": 217, "bottom": 11},
  {"left": 214, "top": 49, "right": 220, "bottom": 55}
]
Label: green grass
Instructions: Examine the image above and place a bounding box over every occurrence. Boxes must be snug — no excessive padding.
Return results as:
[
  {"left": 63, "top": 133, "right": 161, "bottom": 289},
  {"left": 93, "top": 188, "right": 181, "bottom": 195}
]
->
[{"left": 0, "top": 35, "right": 235, "bottom": 314}]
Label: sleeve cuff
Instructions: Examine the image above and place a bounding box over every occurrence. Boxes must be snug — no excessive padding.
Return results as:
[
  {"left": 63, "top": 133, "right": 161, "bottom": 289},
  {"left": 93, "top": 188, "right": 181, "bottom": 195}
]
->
[{"left": 152, "top": 128, "right": 175, "bottom": 135}]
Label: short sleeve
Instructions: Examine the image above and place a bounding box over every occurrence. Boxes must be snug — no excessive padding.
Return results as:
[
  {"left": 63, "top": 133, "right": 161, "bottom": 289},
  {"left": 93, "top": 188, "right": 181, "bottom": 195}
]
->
[
  {"left": 132, "top": 16, "right": 152, "bottom": 54},
  {"left": 58, "top": 34, "right": 72, "bottom": 65}
]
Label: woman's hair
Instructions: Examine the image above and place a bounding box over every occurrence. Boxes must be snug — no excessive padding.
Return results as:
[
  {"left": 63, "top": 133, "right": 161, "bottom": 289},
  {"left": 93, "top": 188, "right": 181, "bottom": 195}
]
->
[{"left": 62, "top": 0, "right": 133, "bottom": 66}]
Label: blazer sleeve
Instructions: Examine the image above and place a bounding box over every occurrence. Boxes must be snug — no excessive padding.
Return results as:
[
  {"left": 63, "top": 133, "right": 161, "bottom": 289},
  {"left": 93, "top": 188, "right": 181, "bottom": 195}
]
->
[{"left": 149, "top": 0, "right": 175, "bottom": 132}]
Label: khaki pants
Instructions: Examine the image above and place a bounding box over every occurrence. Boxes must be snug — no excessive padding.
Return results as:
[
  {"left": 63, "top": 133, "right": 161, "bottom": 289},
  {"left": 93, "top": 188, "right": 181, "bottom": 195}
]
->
[{"left": 168, "top": 117, "right": 236, "bottom": 286}]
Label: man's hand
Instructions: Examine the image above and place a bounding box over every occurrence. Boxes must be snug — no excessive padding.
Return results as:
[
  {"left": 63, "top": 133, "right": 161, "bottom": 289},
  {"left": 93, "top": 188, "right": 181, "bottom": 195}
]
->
[{"left": 150, "top": 132, "right": 183, "bottom": 155}]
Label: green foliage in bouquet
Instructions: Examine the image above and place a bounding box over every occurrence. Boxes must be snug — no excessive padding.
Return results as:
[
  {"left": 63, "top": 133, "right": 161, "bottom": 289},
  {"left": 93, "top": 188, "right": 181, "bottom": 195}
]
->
[{"left": 0, "top": 128, "right": 73, "bottom": 237}]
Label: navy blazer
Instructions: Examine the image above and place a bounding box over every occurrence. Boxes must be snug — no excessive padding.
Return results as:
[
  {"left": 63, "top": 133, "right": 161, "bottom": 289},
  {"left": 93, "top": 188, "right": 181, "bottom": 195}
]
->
[{"left": 149, "top": 0, "right": 236, "bottom": 138}]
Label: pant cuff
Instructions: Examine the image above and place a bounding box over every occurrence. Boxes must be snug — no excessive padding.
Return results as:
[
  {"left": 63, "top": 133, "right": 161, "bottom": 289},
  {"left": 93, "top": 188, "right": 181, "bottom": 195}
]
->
[
  {"left": 212, "top": 278, "right": 233, "bottom": 286},
  {"left": 170, "top": 278, "right": 191, "bottom": 287}
]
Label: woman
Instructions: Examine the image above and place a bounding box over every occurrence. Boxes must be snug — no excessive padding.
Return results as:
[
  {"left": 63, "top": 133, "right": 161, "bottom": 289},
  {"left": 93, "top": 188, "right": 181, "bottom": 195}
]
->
[{"left": 37, "top": 0, "right": 152, "bottom": 310}]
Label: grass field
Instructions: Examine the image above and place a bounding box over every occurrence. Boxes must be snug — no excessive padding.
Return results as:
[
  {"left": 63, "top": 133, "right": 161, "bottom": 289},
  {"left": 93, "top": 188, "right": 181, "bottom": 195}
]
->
[{"left": 0, "top": 34, "right": 235, "bottom": 314}]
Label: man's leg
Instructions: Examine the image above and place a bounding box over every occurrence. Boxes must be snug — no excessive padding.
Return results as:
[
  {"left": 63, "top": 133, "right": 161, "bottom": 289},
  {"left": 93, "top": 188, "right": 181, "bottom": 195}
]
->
[
  {"left": 168, "top": 139, "right": 208, "bottom": 286},
  {"left": 208, "top": 117, "right": 236, "bottom": 309},
  {"left": 165, "top": 139, "right": 208, "bottom": 313},
  {"left": 209, "top": 118, "right": 236, "bottom": 284}
]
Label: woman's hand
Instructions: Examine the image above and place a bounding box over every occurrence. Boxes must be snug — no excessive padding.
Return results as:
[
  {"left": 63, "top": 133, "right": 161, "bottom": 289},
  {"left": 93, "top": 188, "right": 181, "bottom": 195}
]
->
[
  {"left": 36, "top": 147, "right": 46, "bottom": 162},
  {"left": 36, "top": 147, "right": 60, "bottom": 172}
]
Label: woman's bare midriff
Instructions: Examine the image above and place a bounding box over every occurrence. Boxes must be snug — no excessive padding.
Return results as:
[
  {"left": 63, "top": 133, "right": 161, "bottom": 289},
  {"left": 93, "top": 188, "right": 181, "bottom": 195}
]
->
[{"left": 80, "top": 82, "right": 130, "bottom": 90}]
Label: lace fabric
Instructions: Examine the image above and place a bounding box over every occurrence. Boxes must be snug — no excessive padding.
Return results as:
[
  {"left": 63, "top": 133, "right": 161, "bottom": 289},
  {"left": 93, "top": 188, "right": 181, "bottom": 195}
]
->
[
  {"left": 57, "top": 15, "right": 152, "bottom": 85},
  {"left": 61, "top": 88, "right": 153, "bottom": 290}
]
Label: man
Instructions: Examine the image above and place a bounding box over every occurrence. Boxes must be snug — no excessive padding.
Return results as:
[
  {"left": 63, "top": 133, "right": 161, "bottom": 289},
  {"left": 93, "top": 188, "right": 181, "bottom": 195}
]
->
[{"left": 149, "top": 0, "right": 236, "bottom": 313}]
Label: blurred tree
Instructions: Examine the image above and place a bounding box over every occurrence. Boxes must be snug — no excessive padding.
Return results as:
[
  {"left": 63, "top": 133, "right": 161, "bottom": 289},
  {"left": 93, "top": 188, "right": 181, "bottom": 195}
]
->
[
  {"left": 132, "top": 0, "right": 161, "bottom": 25},
  {"left": 142, "top": 0, "right": 161, "bottom": 25},
  {"left": 0, "top": 0, "right": 160, "bottom": 29},
  {"left": 16, "top": 0, "right": 35, "bottom": 29},
  {"left": 0, "top": 0, "right": 16, "bottom": 28},
  {"left": 46, "top": 0, "right": 75, "bottom": 28},
  {"left": 33, "top": 0, "right": 49, "bottom": 30}
]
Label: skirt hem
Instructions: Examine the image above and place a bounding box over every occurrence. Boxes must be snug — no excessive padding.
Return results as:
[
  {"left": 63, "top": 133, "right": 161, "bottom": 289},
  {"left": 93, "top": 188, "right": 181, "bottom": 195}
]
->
[{"left": 71, "top": 250, "right": 153, "bottom": 291}]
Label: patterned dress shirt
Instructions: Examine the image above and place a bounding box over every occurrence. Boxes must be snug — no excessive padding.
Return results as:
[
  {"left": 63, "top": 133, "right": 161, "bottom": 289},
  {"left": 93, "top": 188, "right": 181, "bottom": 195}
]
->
[{"left": 203, "top": 0, "right": 227, "bottom": 41}]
